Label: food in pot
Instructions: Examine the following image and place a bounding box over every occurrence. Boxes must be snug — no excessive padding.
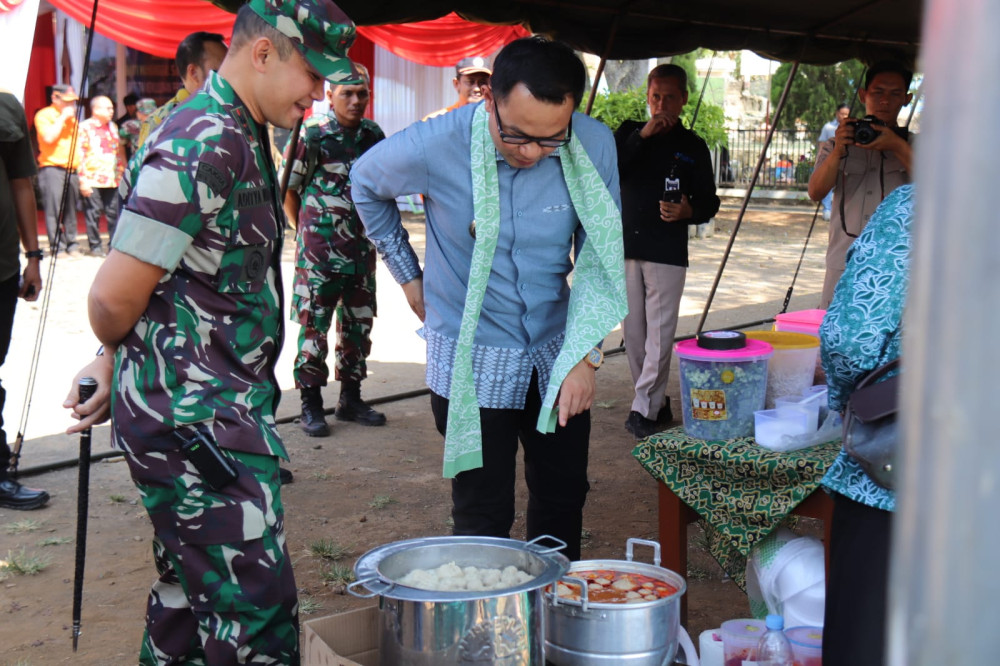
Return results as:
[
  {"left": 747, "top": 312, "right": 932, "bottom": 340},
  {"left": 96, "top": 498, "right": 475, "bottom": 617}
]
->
[
  {"left": 397, "top": 561, "right": 535, "bottom": 591},
  {"left": 555, "top": 569, "right": 679, "bottom": 603}
]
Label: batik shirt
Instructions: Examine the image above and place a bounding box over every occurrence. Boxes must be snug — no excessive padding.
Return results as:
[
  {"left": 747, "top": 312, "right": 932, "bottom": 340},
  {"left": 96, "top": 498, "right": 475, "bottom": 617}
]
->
[
  {"left": 819, "top": 184, "right": 914, "bottom": 512},
  {"left": 111, "top": 71, "right": 287, "bottom": 459},
  {"left": 283, "top": 112, "right": 384, "bottom": 274},
  {"left": 77, "top": 118, "right": 124, "bottom": 189}
]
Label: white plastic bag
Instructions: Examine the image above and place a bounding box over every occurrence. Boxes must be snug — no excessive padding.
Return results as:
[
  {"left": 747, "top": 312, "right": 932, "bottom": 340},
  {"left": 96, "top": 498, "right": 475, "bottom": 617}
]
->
[{"left": 746, "top": 528, "right": 825, "bottom": 628}]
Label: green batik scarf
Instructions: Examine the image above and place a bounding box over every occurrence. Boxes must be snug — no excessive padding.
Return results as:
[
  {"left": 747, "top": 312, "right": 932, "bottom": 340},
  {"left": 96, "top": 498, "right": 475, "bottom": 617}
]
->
[{"left": 442, "top": 103, "right": 627, "bottom": 478}]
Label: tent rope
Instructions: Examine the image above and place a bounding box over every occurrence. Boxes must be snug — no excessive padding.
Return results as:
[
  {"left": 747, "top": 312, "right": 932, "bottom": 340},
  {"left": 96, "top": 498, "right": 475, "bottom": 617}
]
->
[{"left": 8, "top": 0, "right": 100, "bottom": 476}]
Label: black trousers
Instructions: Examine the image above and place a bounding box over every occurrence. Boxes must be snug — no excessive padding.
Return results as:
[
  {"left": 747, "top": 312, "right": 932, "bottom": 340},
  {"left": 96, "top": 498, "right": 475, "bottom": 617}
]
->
[
  {"left": 430, "top": 372, "right": 591, "bottom": 561},
  {"left": 37, "top": 166, "right": 80, "bottom": 252},
  {"left": 823, "top": 491, "right": 893, "bottom": 666},
  {"left": 82, "top": 186, "right": 119, "bottom": 250},
  {"left": 0, "top": 273, "right": 19, "bottom": 479}
]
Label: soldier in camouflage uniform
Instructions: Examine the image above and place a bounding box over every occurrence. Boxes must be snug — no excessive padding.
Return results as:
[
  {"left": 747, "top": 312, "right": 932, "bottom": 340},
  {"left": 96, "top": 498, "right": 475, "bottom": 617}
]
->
[
  {"left": 283, "top": 66, "right": 386, "bottom": 436},
  {"left": 72, "top": 1, "right": 363, "bottom": 663}
]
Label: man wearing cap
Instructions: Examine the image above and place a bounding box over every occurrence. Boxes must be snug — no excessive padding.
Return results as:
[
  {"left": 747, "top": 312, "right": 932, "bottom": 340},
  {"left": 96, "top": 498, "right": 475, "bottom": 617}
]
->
[
  {"left": 119, "top": 97, "right": 156, "bottom": 159},
  {"left": 34, "top": 84, "right": 82, "bottom": 255},
  {"left": 66, "top": 1, "right": 362, "bottom": 662},
  {"left": 137, "top": 31, "right": 229, "bottom": 149},
  {"left": 282, "top": 66, "right": 388, "bottom": 437},
  {"left": 353, "top": 36, "right": 627, "bottom": 561},
  {"left": 424, "top": 55, "right": 492, "bottom": 120}
]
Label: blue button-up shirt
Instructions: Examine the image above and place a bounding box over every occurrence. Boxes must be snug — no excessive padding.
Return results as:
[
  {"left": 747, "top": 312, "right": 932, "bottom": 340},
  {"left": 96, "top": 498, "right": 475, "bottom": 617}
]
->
[{"left": 351, "top": 102, "right": 620, "bottom": 408}]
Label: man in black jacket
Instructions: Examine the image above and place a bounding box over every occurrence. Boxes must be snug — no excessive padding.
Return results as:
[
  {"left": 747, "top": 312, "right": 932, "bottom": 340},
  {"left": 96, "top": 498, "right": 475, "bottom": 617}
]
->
[{"left": 615, "top": 64, "right": 720, "bottom": 439}]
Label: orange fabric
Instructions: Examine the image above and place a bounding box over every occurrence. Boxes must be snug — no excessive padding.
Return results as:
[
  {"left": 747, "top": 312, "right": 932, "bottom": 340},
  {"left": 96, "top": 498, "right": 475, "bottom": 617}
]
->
[{"left": 34, "top": 105, "right": 80, "bottom": 169}]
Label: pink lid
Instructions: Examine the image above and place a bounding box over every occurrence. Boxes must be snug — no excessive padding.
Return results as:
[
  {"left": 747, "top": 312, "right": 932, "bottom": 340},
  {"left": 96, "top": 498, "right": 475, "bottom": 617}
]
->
[
  {"left": 674, "top": 337, "right": 773, "bottom": 362},
  {"left": 774, "top": 309, "right": 827, "bottom": 326}
]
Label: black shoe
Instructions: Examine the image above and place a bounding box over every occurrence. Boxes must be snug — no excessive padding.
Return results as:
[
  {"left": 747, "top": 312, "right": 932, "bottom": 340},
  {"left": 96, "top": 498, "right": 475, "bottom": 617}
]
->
[
  {"left": 0, "top": 478, "right": 50, "bottom": 510},
  {"left": 335, "top": 383, "right": 386, "bottom": 426},
  {"left": 625, "top": 411, "right": 661, "bottom": 440},
  {"left": 279, "top": 467, "right": 294, "bottom": 485},
  {"left": 299, "top": 387, "right": 330, "bottom": 437},
  {"left": 656, "top": 401, "right": 674, "bottom": 425}
]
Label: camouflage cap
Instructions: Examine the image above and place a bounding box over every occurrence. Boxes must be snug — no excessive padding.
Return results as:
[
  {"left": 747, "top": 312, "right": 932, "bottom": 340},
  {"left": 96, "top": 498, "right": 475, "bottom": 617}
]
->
[
  {"left": 248, "top": 0, "right": 363, "bottom": 84},
  {"left": 136, "top": 98, "right": 157, "bottom": 115}
]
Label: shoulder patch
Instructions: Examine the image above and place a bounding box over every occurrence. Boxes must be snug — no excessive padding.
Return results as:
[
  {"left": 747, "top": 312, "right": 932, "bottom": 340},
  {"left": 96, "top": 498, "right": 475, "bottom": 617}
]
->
[{"left": 195, "top": 162, "right": 227, "bottom": 195}]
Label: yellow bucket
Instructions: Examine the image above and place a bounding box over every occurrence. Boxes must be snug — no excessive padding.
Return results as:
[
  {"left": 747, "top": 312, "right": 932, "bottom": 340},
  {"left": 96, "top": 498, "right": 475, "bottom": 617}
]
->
[{"left": 744, "top": 331, "right": 820, "bottom": 408}]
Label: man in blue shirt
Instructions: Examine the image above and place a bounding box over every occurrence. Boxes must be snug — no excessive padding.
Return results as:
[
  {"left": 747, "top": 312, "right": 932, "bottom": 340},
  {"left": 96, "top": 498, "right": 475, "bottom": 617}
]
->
[{"left": 352, "top": 37, "right": 622, "bottom": 561}]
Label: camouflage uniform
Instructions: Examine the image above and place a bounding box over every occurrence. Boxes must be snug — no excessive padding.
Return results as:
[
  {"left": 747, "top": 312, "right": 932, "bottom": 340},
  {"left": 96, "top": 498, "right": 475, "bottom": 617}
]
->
[
  {"left": 283, "top": 113, "right": 384, "bottom": 388},
  {"left": 112, "top": 70, "right": 296, "bottom": 664}
]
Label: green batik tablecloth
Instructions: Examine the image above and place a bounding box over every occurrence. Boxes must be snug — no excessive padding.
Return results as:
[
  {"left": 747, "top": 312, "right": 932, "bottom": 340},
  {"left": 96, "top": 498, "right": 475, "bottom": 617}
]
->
[{"left": 633, "top": 425, "right": 841, "bottom": 589}]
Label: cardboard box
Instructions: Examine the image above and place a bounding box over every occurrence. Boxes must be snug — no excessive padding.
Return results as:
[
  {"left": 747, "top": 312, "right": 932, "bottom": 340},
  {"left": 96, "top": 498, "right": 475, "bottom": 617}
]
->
[{"left": 303, "top": 605, "right": 380, "bottom": 666}]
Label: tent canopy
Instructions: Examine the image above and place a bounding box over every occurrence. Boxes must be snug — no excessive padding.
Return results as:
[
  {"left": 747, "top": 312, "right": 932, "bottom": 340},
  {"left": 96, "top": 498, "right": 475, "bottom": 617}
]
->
[{"left": 211, "top": 0, "right": 923, "bottom": 66}]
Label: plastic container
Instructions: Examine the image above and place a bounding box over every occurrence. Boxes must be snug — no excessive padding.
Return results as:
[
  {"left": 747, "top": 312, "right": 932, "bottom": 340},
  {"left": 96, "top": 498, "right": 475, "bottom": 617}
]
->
[
  {"left": 754, "top": 407, "right": 814, "bottom": 450},
  {"left": 699, "top": 628, "right": 725, "bottom": 666},
  {"left": 786, "top": 625, "right": 823, "bottom": 666},
  {"left": 744, "top": 331, "right": 820, "bottom": 408},
  {"left": 675, "top": 337, "right": 773, "bottom": 440},
  {"left": 720, "top": 618, "right": 766, "bottom": 666},
  {"left": 773, "top": 309, "right": 826, "bottom": 338}
]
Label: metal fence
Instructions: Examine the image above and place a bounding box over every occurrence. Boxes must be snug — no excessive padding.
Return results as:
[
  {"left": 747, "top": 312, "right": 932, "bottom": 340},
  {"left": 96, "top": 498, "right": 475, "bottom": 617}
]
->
[{"left": 714, "top": 129, "right": 819, "bottom": 190}]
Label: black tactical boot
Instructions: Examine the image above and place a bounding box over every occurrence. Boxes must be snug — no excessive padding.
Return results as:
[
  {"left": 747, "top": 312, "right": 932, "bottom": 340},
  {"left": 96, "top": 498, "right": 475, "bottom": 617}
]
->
[
  {"left": 299, "top": 386, "right": 330, "bottom": 437},
  {"left": 0, "top": 478, "right": 50, "bottom": 510},
  {"left": 335, "top": 380, "right": 386, "bottom": 426}
]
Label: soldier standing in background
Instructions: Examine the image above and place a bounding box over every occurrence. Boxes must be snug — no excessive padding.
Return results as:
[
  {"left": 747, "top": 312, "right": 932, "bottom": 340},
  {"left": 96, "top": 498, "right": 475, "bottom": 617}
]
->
[{"left": 283, "top": 65, "right": 387, "bottom": 437}]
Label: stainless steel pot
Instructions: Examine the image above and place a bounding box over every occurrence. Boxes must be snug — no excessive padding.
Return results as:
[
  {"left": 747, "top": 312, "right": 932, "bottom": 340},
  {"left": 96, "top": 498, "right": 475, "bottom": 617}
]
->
[
  {"left": 349, "top": 535, "right": 570, "bottom": 665},
  {"left": 544, "top": 539, "right": 687, "bottom": 665}
]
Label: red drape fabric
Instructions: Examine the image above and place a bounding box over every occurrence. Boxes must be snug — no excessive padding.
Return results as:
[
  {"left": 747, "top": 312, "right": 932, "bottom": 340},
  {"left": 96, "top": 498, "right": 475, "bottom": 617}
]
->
[
  {"left": 0, "top": 0, "right": 27, "bottom": 14},
  {"left": 45, "top": 0, "right": 528, "bottom": 65},
  {"left": 359, "top": 13, "right": 529, "bottom": 66}
]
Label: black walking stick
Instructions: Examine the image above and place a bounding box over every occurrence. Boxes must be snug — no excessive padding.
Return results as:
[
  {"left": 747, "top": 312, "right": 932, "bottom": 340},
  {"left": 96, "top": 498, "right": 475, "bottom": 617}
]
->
[{"left": 72, "top": 377, "right": 98, "bottom": 651}]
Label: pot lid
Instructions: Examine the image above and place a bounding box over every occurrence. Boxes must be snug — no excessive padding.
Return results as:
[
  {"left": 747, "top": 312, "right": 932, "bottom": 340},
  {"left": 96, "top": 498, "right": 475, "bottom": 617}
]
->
[{"left": 352, "top": 535, "right": 570, "bottom": 602}]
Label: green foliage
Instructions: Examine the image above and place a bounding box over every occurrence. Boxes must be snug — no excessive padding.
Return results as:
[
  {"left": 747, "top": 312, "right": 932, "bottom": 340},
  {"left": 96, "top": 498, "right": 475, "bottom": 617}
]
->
[
  {"left": 584, "top": 87, "right": 648, "bottom": 134},
  {"left": 583, "top": 87, "right": 728, "bottom": 150},
  {"left": 769, "top": 60, "right": 866, "bottom": 130}
]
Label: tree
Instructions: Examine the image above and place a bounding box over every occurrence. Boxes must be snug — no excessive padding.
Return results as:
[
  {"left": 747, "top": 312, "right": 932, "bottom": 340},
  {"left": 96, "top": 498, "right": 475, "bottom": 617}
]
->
[
  {"left": 769, "top": 60, "right": 866, "bottom": 130},
  {"left": 584, "top": 87, "right": 728, "bottom": 150}
]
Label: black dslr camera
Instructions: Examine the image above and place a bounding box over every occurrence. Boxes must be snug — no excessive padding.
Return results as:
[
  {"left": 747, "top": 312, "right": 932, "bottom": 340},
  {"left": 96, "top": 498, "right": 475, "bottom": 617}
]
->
[{"left": 850, "top": 114, "right": 887, "bottom": 145}]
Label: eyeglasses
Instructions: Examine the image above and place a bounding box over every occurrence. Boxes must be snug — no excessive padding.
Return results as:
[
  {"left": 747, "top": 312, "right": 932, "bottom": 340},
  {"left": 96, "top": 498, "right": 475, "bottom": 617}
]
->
[{"left": 493, "top": 103, "right": 572, "bottom": 148}]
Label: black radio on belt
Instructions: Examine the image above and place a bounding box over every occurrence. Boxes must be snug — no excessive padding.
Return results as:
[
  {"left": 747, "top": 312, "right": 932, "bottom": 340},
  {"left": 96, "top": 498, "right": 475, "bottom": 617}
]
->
[{"left": 175, "top": 429, "right": 239, "bottom": 490}]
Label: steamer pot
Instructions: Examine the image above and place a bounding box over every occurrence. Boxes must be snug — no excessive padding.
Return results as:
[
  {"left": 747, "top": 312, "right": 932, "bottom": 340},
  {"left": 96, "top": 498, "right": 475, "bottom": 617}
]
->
[
  {"left": 544, "top": 539, "right": 690, "bottom": 666},
  {"left": 349, "top": 535, "right": 569, "bottom": 665}
]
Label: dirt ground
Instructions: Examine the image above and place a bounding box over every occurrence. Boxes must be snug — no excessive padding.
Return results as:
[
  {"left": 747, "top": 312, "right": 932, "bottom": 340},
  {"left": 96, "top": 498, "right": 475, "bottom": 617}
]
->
[{"left": 0, "top": 203, "right": 828, "bottom": 665}]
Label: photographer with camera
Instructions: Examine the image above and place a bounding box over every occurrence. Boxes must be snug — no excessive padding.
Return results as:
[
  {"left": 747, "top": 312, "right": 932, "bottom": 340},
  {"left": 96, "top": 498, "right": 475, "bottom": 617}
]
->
[{"left": 808, "top": 61, "right": 914, "bottom": 308}]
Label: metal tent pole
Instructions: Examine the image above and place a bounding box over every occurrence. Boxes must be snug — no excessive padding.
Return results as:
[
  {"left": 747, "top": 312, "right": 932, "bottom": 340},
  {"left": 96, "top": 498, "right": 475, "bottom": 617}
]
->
[
  {"left": 887, "top": 0, "right": 1000, "bottom": 663},
  {"left": 695, "top": 60, "right": 800, "bottom": 333},
  {"left": 583, "top": 11, "right": 623, "bottom": 116}
]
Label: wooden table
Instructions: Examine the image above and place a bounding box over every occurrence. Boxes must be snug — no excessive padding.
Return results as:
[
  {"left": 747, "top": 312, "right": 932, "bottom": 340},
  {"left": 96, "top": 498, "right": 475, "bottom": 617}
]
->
[
  {"left": 658, "top": 481, "right": 833, "bottom": 623},
  {"left": 632, "top": 427, "right": 841, "bottom": 624}
]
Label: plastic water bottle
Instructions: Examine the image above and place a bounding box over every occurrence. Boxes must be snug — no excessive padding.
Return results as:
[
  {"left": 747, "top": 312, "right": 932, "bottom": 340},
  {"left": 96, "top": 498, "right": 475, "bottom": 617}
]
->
[{"left": 756, "top": 614, "right": 794, "bottom": 666}]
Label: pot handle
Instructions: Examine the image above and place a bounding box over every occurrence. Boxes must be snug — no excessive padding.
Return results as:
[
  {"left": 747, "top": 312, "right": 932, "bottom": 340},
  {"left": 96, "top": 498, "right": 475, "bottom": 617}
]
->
[
  {"left": 525, "top": 534, "right": 568, "bottom": 555},
  {"left": 548, "top": 575, "right": 590, "bottom": 612},
  {"left": 626, "top": 538, "right": 661, "bottom": 567},
  {"left": 347, "top": 576, "right": 394, "bottom": 599},
  {"left": 677, "top": 624, "right": 700, "bottom": 666}
]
